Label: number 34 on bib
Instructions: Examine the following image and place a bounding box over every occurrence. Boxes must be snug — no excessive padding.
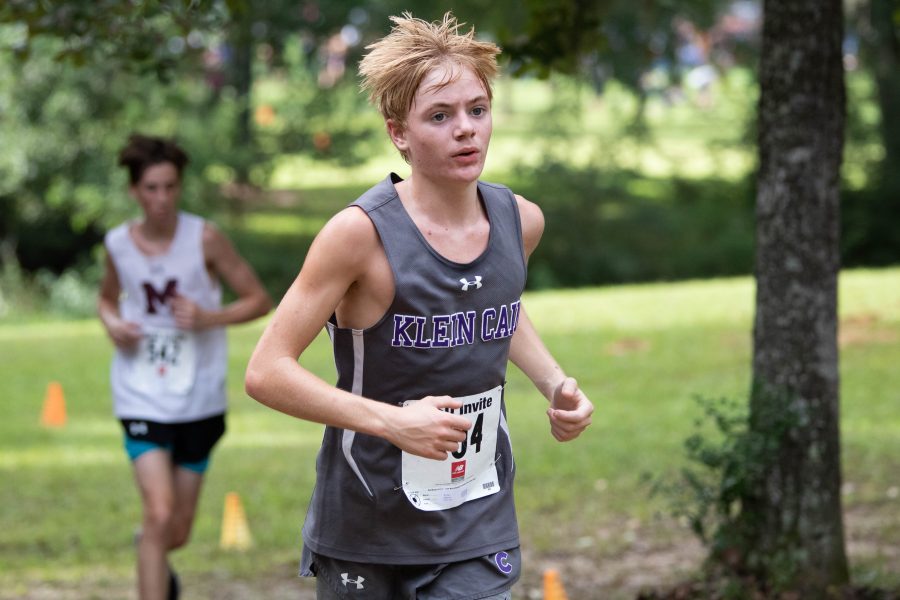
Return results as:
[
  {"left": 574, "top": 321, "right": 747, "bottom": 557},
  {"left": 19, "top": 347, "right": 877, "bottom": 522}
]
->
[{"left": 400, "top": 385, "right": 504, "bottom": 511}]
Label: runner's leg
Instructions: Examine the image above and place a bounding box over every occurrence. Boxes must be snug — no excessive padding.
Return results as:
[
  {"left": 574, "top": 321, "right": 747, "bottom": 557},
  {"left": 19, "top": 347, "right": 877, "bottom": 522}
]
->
[
  {"left": 168, "top": 466, "right": 203, "bottom": 551},
  {"left": 133, "top": 449, "right": 177, "bottom": 600}
]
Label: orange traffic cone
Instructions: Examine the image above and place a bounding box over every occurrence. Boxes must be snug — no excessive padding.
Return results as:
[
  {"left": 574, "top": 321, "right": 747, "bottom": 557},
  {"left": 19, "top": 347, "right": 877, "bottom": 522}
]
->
[
  {"left": 543, "top": 568, "right": 569, "bottom": 600},
  {"left": 40, "top": 381, "right": 67, "bottom": 428},
  {"left": 220, "top": 492, "right": 252, "bottom": 550}
]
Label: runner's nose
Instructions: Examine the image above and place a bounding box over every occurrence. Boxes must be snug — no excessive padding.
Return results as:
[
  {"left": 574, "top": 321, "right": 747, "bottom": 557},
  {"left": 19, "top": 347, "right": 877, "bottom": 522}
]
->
[{"left": 454, "top": 114, "right": 475, "bottom": 139}]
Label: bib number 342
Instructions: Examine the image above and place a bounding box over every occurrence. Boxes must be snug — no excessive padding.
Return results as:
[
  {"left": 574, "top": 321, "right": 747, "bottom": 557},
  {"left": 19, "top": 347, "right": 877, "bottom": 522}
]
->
[{"left": 129, "top": 327, "right": 197, "bottom": 396}]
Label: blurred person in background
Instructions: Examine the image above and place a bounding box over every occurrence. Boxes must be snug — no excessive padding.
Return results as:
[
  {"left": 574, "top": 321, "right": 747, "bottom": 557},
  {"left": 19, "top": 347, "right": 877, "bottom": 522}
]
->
[{"left": 98, "top": 133, "right": 271, "bottom": 600}]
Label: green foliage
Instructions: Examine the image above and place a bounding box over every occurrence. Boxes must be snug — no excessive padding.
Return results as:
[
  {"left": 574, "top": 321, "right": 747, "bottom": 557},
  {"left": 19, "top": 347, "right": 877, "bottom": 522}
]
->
[
  {"left": 221, "top": 218, "right": 316, "bottom": 302},
  {"left": 503, "top": 0, "right": 727, "bottom": 85},
  {"left": 680, "top": 398, "right": 750, "bottom": 544},
  {"left": 214, "top": 161, "right": 758, "bottom": 298},
  {"left": 843, "top": 183, "right": 900, "bottom": 267},
  {"left": 0, "top": 2, "right": 390, "bottom": 278},
  {"left": 651, "top": 397, "right": 752, "bottom": 555},
  {"left": 518, "top": 161, "right": 755, "bottom": 289},
  {"left": 841, "top": 60, "right": 900, "bottom": 268},
  {"left": 252, "top": 36, "right": 383, "bottom": 167},
  {"left": 216, "top": 184, "right": 368, "bottom": 299},
  {"left": 0, "top": 29, "right": 231, "bottom": 270},
  {"left": 2, "top": 0, "right": 897, "bottom": 302},
  {"left": 652, "top": 387, "right": 833, "bottom": 594},
  {"left": 0, "top": 0, "right": 222, "bottom": 78},
  {"left": 0, "top": 251, "right": 101, "bottom": 320}
]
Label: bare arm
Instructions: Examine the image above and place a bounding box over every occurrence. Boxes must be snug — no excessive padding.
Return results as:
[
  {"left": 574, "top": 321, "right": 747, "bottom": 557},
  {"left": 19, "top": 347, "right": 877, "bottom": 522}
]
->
[
  {"left": 97, "top": 251, "right": 142, "bottom": 350},
  {"left": 244, "top": 207, "right": 471, "bottom": 459},
  {"left": 170, "top": 223, "right": 272, "bottom": 330},
  {"left": 509, "top": 194, "right": 594, "bottom": 441}
]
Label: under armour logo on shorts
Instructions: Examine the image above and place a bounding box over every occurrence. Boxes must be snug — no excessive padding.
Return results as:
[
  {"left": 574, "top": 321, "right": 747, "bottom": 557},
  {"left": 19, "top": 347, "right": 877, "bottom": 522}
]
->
[
  {"left": 341, "top": 572, "right": 365, "bottom": 589},
  {"left": 129, "top": 421, "right": 149, "bottom": 437},
  {"left": 459, "top": 276, "right": 483, "bottom": 291}
]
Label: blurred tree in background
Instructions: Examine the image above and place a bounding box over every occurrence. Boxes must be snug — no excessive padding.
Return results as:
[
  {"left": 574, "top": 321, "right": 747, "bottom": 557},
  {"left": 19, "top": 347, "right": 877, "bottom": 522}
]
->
[
  {"left": 843, "top": 0, "right": 900, "bottom": 266},
  {"left": 0, "top": 1, "right": 520, "bottom": 279},
  {"left": 0, "top": 0, "right": 748, "bottom": 280},
  {"left": 502, "top": 0, "right": 726, "bottom": 126},
  {"left": 0, "top": 0, "right": 376, "bottom": 258},
  {"left": 0, "top": 0, "right": 897, "bottom": 311}
]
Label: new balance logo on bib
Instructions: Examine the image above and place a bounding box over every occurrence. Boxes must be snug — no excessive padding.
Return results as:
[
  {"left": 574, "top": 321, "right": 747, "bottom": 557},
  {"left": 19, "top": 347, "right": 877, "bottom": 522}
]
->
[{"left": 400, "top": 385, "right": 503, "bottom": 511}]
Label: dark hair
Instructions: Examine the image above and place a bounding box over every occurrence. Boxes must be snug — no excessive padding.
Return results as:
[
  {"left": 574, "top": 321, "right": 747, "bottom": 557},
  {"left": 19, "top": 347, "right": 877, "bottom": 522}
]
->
[{"left": 118, "top": 133, "right": 190, "bottom": 184}]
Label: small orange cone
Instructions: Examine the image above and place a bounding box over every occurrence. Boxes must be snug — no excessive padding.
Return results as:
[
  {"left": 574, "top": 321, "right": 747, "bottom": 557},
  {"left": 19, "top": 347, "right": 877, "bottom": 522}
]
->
[
  {"left": 40, "top": 381, "right": 67, "bottom": 428},
  {"left": 543, "top": 568, "right": 569, "bottom": 600},
  {"left": 220, "top": 492, "right": 252, "bottom": 550}
]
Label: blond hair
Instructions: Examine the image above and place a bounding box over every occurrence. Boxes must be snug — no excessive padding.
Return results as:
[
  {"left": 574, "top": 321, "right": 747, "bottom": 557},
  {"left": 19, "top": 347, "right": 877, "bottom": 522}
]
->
[{"left": 359, "top": 12, "right": 501, "bottom": 127}]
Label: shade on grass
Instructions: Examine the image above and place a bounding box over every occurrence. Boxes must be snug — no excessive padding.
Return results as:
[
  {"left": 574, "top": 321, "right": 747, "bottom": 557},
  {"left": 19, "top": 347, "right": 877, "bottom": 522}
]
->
[{"left": 0, "top": 268, "right": 897, "bottom": 591}]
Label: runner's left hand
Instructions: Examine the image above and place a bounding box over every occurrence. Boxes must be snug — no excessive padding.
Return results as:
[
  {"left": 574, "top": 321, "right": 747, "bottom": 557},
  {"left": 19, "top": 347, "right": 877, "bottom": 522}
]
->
[
  {"left": 171, "top": 294, "right": 208, "bottom": 330},
  {"left": 547, "top": 377, "right": 593, "bottom": 441}
]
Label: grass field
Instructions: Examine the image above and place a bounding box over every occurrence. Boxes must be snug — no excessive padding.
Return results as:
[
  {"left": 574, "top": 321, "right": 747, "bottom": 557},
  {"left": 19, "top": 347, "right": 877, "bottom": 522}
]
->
[{"left": 1, "top": 268, "right": 898, "bottom": 599}]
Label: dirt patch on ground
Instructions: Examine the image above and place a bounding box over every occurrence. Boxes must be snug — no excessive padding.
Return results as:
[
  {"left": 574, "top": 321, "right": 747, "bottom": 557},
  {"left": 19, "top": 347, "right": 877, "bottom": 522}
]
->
[
  {"left": 605, "top": 337, "right": 652, "bottom": 356},
  {"left": 839, "top": 314, "right": 898, "bottom": 348}
]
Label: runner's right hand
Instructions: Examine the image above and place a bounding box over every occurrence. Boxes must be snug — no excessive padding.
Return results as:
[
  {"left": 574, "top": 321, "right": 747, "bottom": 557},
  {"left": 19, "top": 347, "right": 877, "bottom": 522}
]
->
[
  {"left": 388, "top": 396, "right": 472, "bottom": 460},
  {"left": 106, "top": 318, "right": 143, "bottom": 351}
]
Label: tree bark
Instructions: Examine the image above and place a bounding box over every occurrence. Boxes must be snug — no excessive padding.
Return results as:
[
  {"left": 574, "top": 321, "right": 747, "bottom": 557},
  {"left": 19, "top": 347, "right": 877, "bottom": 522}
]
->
[{"left": 744, "top": 0, "right": 849, "bottom": 591}]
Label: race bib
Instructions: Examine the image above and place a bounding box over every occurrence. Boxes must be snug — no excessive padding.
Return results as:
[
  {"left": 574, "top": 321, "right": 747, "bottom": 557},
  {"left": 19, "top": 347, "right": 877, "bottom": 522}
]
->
[
  {"left": 401, "top": 385, "right": 503, "bottom": 511},
  {"left": 129, "top": 326, "right": 197, "bottom": 396}
]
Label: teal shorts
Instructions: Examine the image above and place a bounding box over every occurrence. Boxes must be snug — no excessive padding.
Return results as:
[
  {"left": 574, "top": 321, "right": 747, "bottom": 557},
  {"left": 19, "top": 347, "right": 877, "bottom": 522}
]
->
[{"left": 121, "top": 414, "right": 225, "bottom": 474}]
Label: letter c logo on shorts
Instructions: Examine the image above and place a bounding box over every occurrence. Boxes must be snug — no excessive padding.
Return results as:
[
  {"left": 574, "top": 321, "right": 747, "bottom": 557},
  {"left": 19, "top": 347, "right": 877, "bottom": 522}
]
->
[{"left": 494, "top": 551, "right": 513, "bottom": 574}]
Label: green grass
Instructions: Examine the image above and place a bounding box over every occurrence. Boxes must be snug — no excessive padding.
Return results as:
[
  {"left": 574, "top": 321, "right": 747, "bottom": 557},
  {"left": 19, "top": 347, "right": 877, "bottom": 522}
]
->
[{"left": 1, "top": 268, "right": 899, "bottom": 596}]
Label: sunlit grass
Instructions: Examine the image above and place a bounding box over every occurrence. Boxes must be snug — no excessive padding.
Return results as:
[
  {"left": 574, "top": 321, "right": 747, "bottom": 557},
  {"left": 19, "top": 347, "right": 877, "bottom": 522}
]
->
[
  {"left": 1, "top": 268, "right": 897, "bottom": 592},
  {"left": 239, "top": 212, "right": 329, "bottom": 237}
]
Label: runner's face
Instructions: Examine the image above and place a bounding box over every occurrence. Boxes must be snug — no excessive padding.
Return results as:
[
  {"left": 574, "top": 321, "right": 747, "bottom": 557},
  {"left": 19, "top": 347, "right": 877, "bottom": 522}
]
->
[
  {"left": 130, "top": 162, "right": 181, "bottom": 224},
  {"left": 390, "top": 64, "right": 492, "bottom": 184}
]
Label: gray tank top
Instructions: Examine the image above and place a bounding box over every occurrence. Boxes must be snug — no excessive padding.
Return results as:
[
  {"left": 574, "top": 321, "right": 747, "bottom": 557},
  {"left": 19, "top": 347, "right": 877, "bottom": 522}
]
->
[{"left": 301, "top": 174, "right": 527, "bottom": 564}]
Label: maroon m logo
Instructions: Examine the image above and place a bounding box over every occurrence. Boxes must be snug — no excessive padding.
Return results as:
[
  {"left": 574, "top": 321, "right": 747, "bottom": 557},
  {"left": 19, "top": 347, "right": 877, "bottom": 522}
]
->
[{"left": 143, "top": 280, "right": 177, "bottom": 314}]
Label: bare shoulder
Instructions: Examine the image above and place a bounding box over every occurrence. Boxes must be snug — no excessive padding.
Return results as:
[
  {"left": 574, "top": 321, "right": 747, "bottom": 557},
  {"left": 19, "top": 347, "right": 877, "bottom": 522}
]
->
[
  {"left": 315, "top": 205, "right": 380, "bottom": 256},
  {"left": 201, "top": 220, "right": 229, "bottom": 248},
  {"left": 301, "top": 206, "right": 382, "bottom": 278},
  {"left": 514, "top": 194, "right": 545, "bottom": 258},
  {"left": 324, "top": 205, "right": 379, "bottom": 238},
  {"left": 199, "top": 220, "right": 241, "bottom": 264}
]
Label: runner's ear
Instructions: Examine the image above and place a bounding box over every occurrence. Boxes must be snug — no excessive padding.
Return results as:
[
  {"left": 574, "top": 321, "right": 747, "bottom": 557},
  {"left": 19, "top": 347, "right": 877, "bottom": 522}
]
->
[{"left": 386, "top": 119, "right": 409, "bottom": 155}]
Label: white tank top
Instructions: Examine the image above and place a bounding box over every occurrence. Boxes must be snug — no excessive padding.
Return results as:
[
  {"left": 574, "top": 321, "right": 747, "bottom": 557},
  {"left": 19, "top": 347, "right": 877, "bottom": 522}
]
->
[{"left": 105, "top": 212, "right": 227, "bottom": 422}]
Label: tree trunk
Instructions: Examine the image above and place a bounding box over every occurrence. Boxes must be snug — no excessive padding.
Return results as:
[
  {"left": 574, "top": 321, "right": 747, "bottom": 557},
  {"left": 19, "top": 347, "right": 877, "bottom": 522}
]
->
[
  {"left": 231, "top": 16, "right": 253, "bottom": 185},
  {"left": 744, "top": 0, "right": 849, "bottom": 592},
  {"left": 223, "top": 9, "right": 253, "bottom": 219}
]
